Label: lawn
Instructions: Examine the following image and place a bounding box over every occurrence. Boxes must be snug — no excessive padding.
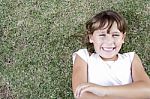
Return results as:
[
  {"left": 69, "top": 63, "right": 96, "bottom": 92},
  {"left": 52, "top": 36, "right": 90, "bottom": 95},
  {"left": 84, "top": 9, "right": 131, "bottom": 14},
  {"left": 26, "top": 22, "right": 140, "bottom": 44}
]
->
[{"left": 0, "top": 0, "right": 149, "bottom": 98}]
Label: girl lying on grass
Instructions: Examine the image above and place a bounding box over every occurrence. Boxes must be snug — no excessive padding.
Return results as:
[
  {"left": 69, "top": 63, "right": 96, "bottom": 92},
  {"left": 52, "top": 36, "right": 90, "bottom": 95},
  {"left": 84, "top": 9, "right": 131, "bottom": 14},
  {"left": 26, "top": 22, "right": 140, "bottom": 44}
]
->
[{"left": 72, "top": 10, "right": 150, "bottom": 99}]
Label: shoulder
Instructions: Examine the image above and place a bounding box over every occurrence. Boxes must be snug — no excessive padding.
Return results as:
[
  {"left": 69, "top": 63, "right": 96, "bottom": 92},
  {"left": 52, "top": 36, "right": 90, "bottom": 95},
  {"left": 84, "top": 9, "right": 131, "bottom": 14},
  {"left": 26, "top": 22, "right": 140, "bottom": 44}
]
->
[
  {"left": 119, "top": 52, "right": 135, "bottom": 62},
  {"left": 73, "top": 49, "right": 89, "bottom": 57},
  {"left": 120, "top": 52, "right": 135, "bottom": 57},
  {"left": 72, "top": 48, "right": 89, "bottom": 64},
  {"left": 75, "top": 48, "right": 89, "bottom": 54},
  {"left": 121, "top": 52, "right": 142, "bottom": 63}
]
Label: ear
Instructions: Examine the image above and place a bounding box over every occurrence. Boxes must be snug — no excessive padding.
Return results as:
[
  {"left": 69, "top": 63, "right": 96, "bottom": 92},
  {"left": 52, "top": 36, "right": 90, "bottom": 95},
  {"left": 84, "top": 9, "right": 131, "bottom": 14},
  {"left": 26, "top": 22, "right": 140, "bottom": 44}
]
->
[
  {"left": 122, "top": 32, "right": 126, "bottom": 43},
  {"left": 89, "top": 35, "right": 93, "bottom": 43}
]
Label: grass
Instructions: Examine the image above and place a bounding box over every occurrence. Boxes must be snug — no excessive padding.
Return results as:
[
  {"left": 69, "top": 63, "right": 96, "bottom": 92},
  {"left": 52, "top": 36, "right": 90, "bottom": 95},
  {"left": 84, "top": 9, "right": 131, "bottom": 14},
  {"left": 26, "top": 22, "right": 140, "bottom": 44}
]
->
[{"left": 0, "top": 0, "right": 149, "bottom": 98}]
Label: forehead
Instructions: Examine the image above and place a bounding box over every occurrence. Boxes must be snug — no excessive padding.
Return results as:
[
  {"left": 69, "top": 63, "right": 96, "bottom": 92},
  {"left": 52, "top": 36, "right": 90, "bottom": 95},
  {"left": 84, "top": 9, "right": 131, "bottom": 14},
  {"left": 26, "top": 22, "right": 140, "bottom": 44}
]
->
[
  {"left": 96, "top": 22, "right": 121, "bottom": 33},
  {"left": 103, "top": 22, "right": 118, "bottom": 29}
]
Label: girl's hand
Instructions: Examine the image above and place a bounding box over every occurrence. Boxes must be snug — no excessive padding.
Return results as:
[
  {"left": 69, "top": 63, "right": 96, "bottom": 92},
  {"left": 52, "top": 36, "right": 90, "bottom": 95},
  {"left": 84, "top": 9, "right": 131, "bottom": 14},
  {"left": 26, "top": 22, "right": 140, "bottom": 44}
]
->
[{"left": 74, "top": 83, "right": 106, "bottom": 98}]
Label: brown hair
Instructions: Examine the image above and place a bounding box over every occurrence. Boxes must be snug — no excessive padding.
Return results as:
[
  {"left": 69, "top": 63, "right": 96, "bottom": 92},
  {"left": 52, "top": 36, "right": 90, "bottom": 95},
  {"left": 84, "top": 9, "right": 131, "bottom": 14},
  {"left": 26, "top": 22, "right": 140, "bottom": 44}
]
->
[{"left": 85, "top": 10, "right": 127, "bottom": 53}]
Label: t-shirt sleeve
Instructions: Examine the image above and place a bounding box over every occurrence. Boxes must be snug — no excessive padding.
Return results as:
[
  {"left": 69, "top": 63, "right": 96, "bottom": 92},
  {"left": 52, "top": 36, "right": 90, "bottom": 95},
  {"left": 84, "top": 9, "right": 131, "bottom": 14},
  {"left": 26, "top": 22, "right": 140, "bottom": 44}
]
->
[
  {"left": 129, "top": 52, "right": 135, "bottom": 63},
  {"left": 72, "top": 49, "right": 89, "bottom": 64}
]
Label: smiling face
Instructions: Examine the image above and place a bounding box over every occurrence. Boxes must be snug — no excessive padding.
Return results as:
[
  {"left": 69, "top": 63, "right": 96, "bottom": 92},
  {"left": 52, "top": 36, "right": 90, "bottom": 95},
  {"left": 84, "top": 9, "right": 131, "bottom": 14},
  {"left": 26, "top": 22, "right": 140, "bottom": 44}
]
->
[{"left": 89, "top": 22, "right": 126, "bottom": 61}]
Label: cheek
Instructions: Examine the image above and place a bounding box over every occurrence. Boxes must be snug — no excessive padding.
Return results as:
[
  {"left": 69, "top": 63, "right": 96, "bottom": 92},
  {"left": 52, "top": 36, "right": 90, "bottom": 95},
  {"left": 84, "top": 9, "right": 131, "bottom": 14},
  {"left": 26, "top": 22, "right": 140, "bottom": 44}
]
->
[
  {"left": 93, "top": 37, "right": 103, "bottom": 44},
  {"left": 115, "top": 41, "right": 123, "bottom": 50},
  {"left": 92, "top": 42, "right": 101, "bottom": 49},
  {"left": 93, "top": 39, "right": 102, "bottom": 46},
  {"left": 115, "top": 38, "right": 124, "bottom": 45}
]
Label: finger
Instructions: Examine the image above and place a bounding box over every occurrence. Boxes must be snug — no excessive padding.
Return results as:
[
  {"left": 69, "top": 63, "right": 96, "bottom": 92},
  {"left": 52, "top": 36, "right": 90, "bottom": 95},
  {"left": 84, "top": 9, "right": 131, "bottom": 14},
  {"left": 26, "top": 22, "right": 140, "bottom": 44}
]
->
[
  {"left": 76, "top": 83, "right": 90, "bottom": 96},
  {"left": 75, "top": 84, "right": 90, "bottom": 98},
  {"left": 80, "top": 86, "right": 90, "bottom": 96},
  {"left": 75, "top": 85, "right": 85, "bottom": 98}
]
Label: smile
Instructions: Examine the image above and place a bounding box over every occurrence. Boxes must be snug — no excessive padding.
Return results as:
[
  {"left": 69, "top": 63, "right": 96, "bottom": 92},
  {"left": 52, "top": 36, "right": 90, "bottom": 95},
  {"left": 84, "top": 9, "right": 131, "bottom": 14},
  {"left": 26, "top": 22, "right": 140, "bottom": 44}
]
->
[{"left": 102, "top": 47, "right": 116, "bottom": 52}]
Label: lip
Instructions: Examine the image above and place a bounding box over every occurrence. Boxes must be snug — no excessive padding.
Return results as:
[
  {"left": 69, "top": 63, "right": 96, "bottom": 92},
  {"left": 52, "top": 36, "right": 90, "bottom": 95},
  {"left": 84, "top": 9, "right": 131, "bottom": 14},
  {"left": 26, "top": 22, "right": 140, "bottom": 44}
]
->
[{"left": 102, "top": 47, "right": 116, "bottom": 52}]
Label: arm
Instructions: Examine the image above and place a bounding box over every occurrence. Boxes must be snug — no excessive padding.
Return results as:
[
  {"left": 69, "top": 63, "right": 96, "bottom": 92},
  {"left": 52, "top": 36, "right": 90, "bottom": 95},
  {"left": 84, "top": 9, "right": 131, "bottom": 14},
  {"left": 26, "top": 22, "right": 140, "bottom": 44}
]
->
[
  {"left": 76, "top": 54, "right": 150, "bottom": 99},
  {"left": 72, "top": 54, "right": 104, "bottom": 99},
  {"left": 103, "top": 54, "right": 150, "bottom": 98}
]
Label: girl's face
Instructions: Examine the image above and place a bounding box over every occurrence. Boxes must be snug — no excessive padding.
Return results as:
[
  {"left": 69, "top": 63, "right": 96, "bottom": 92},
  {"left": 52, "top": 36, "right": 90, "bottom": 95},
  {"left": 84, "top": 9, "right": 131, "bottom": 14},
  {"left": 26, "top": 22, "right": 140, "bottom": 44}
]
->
[{"left": 89, "top": 22, "right": 126, "bottom": 61}]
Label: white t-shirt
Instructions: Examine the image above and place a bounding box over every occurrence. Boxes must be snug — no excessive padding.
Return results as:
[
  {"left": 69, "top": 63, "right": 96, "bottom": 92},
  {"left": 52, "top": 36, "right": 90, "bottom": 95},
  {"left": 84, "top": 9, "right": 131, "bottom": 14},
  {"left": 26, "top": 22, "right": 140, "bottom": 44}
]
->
[{"left": 73, "top": 49, "right": 135, "bottom": 86}]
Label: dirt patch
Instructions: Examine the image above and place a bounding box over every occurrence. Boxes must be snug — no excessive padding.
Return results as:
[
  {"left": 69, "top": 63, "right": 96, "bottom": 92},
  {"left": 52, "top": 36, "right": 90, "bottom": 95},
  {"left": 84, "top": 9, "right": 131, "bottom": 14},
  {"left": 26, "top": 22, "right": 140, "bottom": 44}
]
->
[{"left": 0, "top": 85, "right": 14, "bottom": 99}]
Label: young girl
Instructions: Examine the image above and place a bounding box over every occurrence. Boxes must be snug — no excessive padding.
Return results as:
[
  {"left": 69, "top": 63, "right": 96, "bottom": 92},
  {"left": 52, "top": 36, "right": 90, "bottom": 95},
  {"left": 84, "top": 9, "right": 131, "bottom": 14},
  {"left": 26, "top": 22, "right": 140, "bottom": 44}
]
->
[{"left": 72, "top": 10, "right": 150, "bottom": 99}]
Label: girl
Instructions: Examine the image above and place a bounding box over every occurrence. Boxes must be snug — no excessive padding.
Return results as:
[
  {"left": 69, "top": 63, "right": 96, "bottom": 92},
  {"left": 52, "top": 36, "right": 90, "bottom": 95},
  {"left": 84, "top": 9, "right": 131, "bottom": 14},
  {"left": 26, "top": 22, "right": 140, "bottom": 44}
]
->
[{"left": 72, "top": 10, "right": 150, "bottom": 99}]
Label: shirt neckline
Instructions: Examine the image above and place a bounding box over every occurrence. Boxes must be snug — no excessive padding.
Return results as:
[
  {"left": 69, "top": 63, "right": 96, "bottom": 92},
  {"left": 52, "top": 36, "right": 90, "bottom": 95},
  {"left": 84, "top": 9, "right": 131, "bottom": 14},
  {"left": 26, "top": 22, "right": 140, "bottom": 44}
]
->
[{"left": 98, "top": 53, "right": 121, "bottom": 62}]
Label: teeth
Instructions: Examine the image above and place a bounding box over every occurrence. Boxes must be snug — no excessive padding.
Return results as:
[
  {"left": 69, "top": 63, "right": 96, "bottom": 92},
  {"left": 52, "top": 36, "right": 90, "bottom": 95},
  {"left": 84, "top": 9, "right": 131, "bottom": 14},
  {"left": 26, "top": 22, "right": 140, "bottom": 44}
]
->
[
  {"left": 104, "top": 48, "right": 113, "bottom": 50},
  {"left": 102, "top": 47, "right": 115, "bottom": 51}
]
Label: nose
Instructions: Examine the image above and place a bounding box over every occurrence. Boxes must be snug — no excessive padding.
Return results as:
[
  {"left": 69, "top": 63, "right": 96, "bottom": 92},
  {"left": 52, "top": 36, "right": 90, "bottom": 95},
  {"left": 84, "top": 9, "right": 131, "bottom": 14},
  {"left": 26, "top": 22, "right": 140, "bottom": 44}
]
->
[{"left": 104, "top": 35, "right": 114, "bottom": 44}]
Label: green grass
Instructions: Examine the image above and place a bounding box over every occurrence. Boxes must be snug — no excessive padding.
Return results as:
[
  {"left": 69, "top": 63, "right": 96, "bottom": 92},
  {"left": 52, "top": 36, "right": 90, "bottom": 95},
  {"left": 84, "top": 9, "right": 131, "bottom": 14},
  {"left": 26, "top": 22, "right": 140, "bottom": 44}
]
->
[{"left": 0, "top": 0, "right": 149, "bottom": 98}]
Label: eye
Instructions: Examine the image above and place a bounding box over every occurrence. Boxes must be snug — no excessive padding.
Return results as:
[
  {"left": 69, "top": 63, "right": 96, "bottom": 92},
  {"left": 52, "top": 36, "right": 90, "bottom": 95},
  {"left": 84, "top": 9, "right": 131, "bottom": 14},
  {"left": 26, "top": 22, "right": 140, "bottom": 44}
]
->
[
  {"left": 99, "top": 34, "right": 106, "bottom": 37},
  {"left": 112, "top": 34, "right": 120, "bottom": 37}
]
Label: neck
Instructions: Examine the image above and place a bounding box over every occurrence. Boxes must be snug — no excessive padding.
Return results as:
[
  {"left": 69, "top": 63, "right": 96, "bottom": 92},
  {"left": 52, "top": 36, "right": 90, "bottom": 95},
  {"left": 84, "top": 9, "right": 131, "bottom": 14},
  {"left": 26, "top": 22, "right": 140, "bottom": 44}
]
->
[{"left": 100, "top": 55, "right": 118, "bottom": 61}]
